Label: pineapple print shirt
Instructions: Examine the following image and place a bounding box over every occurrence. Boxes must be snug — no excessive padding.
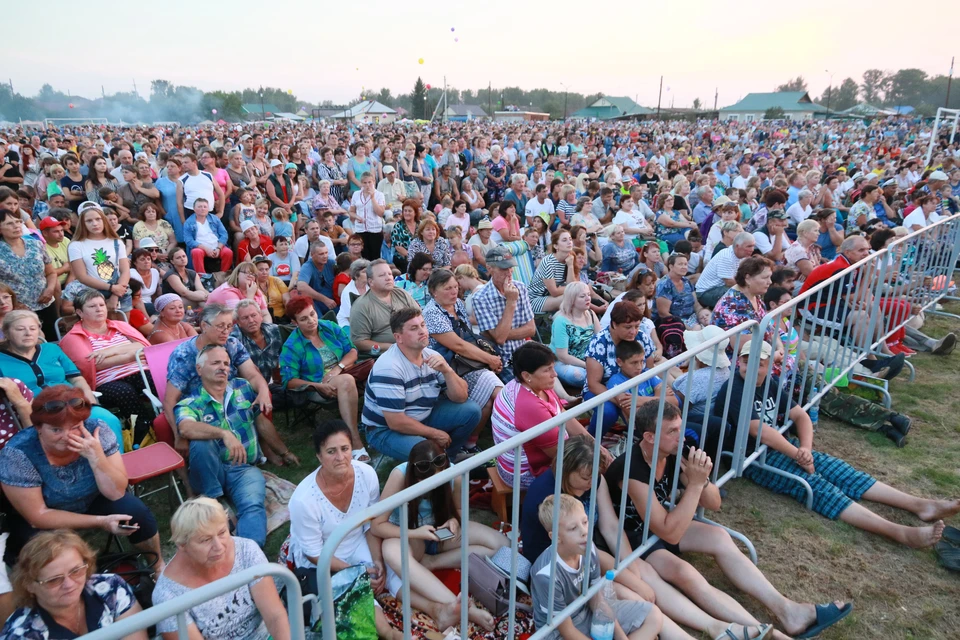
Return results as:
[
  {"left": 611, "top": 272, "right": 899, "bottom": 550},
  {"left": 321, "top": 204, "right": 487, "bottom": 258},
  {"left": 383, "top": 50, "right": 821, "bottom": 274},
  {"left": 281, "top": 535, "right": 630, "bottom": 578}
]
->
[{"left": 67, "top": 237, "right": 127, "bottom": 287}]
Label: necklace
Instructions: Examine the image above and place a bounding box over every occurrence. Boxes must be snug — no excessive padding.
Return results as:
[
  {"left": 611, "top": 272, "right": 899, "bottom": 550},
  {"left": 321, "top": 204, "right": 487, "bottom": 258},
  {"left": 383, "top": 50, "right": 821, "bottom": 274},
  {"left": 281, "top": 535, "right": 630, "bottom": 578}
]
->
[
  {"left": 158, "top": 318, "right": 182, "bottom": 336},
  {"left": 320, "top": 467, "right": 352, "bottom": 498}
]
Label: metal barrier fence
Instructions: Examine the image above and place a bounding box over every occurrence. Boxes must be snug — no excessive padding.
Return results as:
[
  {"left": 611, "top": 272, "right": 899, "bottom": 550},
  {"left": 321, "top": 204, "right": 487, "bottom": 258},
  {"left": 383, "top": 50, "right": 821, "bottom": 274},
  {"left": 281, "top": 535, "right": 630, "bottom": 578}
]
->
[
  {"left": 78, "top": 212, "right": 960, "bottom": 640},
  {"left": 81, "top": 564, "right": 304, "bottom": 640}
]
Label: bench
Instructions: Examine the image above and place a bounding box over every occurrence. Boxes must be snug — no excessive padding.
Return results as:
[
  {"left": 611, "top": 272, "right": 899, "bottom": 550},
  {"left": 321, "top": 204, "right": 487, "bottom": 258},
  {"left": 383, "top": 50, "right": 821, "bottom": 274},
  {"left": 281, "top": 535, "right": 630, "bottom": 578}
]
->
[{"left": 487, "top": 466, "right": 525, "bottom": 525}]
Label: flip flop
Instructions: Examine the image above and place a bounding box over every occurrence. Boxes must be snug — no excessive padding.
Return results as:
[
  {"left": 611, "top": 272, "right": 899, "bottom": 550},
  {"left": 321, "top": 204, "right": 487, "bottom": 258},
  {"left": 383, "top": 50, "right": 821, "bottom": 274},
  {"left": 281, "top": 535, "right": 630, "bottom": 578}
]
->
[
  {"left": 795, "top": 602, "right": 853, "bottom": 639},
  {"left": 936, "top": 541, "right": 960, "bottom": 572},
  {"left": 352, "top": 447, "right": 372, "bottom": 463},
  {"left": 941, "top": 525, "right": 960, "bottom": 546},
  {"left": 714, "top": 623, "right": 772, "bottom": 640}
]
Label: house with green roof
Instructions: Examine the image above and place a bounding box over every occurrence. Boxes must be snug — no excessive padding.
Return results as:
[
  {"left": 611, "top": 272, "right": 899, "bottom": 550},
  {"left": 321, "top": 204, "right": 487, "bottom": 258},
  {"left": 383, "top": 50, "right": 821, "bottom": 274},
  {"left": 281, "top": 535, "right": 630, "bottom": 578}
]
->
[
  {"left": 571, "top": 96, "right": 654, "bottom": 120},
  {"left": 241, "top": 103, "right": 282, "bottom": 118},
  {"left": 719, "top": 92, "right": 831, "bottom": 122}
]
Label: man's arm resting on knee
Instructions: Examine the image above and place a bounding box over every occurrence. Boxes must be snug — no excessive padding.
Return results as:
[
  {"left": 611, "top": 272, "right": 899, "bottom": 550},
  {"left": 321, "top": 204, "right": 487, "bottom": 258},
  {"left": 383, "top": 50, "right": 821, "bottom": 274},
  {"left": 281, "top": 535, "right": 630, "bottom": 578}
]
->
[{"left": 748, "top": 417, "right": 801, "bottom": 460}]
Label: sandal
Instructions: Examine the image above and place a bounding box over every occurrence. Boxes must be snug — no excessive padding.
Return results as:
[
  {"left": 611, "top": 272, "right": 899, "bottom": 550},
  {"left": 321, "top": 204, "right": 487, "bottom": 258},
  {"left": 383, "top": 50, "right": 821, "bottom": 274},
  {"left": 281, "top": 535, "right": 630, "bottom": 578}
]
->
[
  {"left": 352, "top": 447, "right": 372, "bottom": 463},
  {"left": 714, "top": 623, "right": 772, "bottom": 640}
]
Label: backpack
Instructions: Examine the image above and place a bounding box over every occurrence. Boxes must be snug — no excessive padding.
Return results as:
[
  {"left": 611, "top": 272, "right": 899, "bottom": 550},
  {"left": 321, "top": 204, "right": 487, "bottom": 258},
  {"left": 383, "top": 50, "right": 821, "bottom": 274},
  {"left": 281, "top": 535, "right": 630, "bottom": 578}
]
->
[{"left": 655, "top": 315, "right": 687, "bottom": 360}]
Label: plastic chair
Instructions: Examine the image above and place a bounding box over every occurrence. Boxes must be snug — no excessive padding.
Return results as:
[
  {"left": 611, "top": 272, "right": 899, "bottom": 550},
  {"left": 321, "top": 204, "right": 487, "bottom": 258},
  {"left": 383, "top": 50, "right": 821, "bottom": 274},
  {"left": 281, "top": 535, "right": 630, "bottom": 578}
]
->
[
  {"left": 122, "top": 442, "right": 186, "bottom": 509},
  {"left": 136, "top": 338, "right": 190, "bottom": 416}
]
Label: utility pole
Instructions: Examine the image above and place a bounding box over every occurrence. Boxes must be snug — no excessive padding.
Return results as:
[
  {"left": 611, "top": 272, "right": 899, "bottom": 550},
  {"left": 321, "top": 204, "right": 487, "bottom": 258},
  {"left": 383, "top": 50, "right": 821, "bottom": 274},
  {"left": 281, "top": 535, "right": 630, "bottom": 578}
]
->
[
  {"left": 488, "top": 81, "right": 492, "bottom": 116},
  {"left": 132, "top": 79, "right": 138, "bottom": 97},
  {"left": 824, "top": 69, "right": 835, "bottom": 111},
  {"left": 656, "top": 76, "right": 663, "bottom": 119},
  {"left": 713, "top": 87, "right": 718, "bottom": 111},
  {"left": 258, "top": 86, "right": 265, "bottom": 120},
  {"left": 101, "top": 85, "right": 106, "bottom": 99},
  {"left": 947, "top": 57, "right": 955, "bottom": 108}
]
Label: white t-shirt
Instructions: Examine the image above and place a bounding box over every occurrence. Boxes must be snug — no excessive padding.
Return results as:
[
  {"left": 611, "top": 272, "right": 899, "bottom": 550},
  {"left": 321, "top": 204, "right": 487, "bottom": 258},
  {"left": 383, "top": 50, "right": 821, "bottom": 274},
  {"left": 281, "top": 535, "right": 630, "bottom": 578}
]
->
[
  {"left": 295, "top": 234, "right": 335, "bottom": 261},
  {"left": 288, "top": 461, "right": 380, "bottom": 570},
  {"left": 696, "top": 246, "right": 741, "bottom": 293},
  {"left": 902, "top": 208, "right": 939, "bottom": 230},
  {"left": 350, "top": 189, "right": 386, "bottom": 233},
  {"left": 193, "top": 219, "right": 219, "bottom": 249},
  {"left": 753, "top": 229, "right": 791, "bottom": 255},
  {"left": 179, "top": 171, "right": 215, "bottom": 210},
  {"left": 130, "top": 268, "right": 161, "bottom": 303},
  {"left": 67, "top": 237, "right": 128, "bottom": 284},
  {"left": 525, "top": 197, "right": 555, "bottom": 224},
  {"left": 612, "top": 210, "right": 650, "bottom": 242},
  {"left": 337, "top": 280, "right": 360, "bottom": 327},
  {"left": 786, "top": 202, "right": 812, "bottom": 226}
]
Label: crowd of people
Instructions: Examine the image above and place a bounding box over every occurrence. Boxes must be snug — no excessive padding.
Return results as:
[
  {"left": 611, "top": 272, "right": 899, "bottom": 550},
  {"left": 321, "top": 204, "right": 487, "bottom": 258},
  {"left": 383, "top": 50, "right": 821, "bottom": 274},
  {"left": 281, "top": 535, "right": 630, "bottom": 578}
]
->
[{"left": 0, "top": 114, "right": 958, "bottom": 639}]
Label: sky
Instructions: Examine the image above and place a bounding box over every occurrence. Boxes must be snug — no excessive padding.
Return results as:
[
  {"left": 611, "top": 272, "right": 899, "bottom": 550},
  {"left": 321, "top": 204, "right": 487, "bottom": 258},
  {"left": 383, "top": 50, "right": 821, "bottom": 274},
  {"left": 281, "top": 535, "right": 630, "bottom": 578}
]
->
[{"left": 5, "top": 0, "right": 955, "bottom": 109}]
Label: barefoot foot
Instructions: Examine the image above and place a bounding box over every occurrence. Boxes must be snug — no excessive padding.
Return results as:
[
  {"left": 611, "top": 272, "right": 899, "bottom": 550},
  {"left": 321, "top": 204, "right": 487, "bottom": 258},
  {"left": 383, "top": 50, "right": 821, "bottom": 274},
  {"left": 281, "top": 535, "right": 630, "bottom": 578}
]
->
[
  {"left": 917, "top": 498, "right": 960, "bottom": 522},
  {"left": 434, "top": 596, "right": 461, "bottom": 631},
  {"left": 901, "top": 521, "right": 945, "bottom": 548},
  {"left": 468, "top": 605, "right": 495, "bottom": 631}
]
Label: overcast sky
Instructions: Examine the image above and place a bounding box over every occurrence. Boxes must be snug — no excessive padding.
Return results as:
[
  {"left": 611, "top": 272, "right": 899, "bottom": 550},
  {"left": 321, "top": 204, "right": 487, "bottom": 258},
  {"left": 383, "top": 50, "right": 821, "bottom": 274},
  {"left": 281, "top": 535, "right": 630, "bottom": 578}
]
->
[{"left": 6, "top": 0, "right": 955, "bottom": 108}]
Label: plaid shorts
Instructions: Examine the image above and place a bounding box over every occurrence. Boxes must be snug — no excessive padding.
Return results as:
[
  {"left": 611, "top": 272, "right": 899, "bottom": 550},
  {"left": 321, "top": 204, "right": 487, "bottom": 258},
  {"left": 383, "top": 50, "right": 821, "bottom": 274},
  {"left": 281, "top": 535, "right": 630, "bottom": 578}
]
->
[{"left": 744, "top": 439, "right": 877, "bottom": 520}]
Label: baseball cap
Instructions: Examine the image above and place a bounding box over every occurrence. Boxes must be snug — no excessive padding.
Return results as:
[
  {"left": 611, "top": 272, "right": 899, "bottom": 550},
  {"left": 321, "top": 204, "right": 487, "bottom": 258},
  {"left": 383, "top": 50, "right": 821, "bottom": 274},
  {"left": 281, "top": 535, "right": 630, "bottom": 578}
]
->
[
  {"left": 929, "top": 170, "right": 948, "bottom": 181},
  {"left": 252, "top": 255, "right": 271, "bottom": 265},
  {"left": 739, "top": 340, "right": 772, "bottom": 360},
  {"left": 767, "top": 209, "right": 789, "bottom": 221},
  {"left": 240, "top": 220, "right": 257, "bottom": 232},
  {"left": 39, "top": 216, "right": 67, "bottom": 231},
  {"left": 383, "top": 165, "right": 396, "bottom": 174},
  {"left": 78, "top": 201, "right": 103, "bottom": 214},
  {"left": 284, "top": 162, "right": 297, "bottom": 171},
  {"left": 269, "top": 159, "right": 283, "bottom": 168},
  {"left": 881, "top": 178, "right": 897, "bottom": 188},
  {"left": 485, "top": 246, "right": 517, "bottom": 269},
  {"left": 712, "top": 195, "right": 734, "bottom": 209},
  {"left": 477, "top": 218, "right": 493, "bottom": 230}
]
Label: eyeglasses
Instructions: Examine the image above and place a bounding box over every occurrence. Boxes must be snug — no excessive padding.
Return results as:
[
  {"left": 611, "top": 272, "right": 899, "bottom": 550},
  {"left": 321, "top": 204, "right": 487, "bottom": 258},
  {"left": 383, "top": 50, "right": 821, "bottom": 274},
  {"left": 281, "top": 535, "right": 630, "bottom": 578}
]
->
[
  {"left": 40, "top": 397, "right": 88, "bottom": 413},
  {"left": 35, "top": 563, "right": 88, "bottom": 589},
  {"left": 413, "top": 454, "right": 448, "bottom": 474}
]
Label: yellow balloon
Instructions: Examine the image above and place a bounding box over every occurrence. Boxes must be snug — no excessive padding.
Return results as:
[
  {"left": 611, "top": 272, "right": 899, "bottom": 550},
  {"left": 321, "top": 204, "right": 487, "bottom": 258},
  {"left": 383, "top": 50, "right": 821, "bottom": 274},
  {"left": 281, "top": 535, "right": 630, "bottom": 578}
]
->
[
  {"left": 418, "top": 58, "right": 424, "bottom": 64},
  {"left": 287, "top": 89, "right": 293, "bottom": 95}
]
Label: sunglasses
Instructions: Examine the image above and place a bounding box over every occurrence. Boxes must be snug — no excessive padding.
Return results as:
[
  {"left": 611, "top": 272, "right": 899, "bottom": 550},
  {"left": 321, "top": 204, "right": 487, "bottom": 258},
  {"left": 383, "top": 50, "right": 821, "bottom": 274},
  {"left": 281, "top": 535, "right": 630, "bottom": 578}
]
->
[
  {"left": 41, "top": 397, "right": 88, "bottom": 413},
  {"left": 413, "top": 454, "right": 448, "bottom": 474},
  {"left": 35, "top": 563, "right": 88, "bottom": 589}
]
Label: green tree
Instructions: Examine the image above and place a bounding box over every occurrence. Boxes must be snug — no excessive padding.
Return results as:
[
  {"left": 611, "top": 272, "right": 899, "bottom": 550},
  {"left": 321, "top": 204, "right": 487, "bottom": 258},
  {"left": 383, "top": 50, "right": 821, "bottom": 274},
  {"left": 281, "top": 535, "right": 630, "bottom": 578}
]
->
[
  {"left": 692, "top": 97, "right": 703, "bottom": 110},
  {"left": 886, "top": 69, "right": 928, "bottom": 108},
  {"left": 775, "top": 76, "right": 808, "bottom": 92},
  {"left": 764, "top": 106, "right": 786, "bottom": 120},
  {"left": 819, "top": 78, "right": 860, "bottom": 111},
  {"left": 411, "top": 77, "right": 427, "bottom": 120},
  {"left": 376, "top": 88, "right": 394, "bottom": 107},
  {"left": 860, "top": 69, "right": 890, "bottom": 104}
]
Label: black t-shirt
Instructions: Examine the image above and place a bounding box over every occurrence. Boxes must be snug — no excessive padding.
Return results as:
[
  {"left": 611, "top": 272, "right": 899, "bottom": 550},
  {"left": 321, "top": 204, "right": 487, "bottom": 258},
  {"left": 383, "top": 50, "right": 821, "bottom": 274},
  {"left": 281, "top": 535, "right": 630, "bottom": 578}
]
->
[
  {"left": 520, "top": 468, "right": 596, "bottom": 564},
  {"left": 61, "top": 174, "right": 86, "bottom": 211},
  {"left": 715, "top": 372, "right": 796, "bottom": 451},
  {"left": 638, "top": 172, "right": 660, "bottom": 192},
  {"left": 0, "top": 150, "right": 22, "bottom": 190},
  {"left": 605, "top": 448, "right": 680, "bottom": 547}
]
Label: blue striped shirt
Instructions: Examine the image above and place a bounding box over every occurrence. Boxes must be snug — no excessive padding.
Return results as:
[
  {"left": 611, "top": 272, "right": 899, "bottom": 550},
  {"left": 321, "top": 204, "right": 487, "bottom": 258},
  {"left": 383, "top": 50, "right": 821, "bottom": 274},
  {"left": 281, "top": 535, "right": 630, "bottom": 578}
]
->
[{"left": 361, "top": 345, "right": 446, "bottom": 429}]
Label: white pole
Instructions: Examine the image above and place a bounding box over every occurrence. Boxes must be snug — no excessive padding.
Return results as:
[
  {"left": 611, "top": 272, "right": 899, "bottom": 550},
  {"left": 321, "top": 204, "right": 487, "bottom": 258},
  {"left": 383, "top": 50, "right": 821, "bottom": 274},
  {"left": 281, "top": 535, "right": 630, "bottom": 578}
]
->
[{"left": 927, "top": 108, "right": 943, "bottom": 167}]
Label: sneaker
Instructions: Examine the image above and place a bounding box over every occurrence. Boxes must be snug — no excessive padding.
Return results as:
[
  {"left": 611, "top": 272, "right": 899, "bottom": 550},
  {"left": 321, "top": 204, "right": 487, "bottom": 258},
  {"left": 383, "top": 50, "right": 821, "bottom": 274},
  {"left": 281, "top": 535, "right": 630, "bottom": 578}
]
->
[
  {"left": 866, "top": 353, "right": 906, "bottom": 380},
  {"left": 932, "top": 332, "right": 957, "bottom": 356},
  {"left": 888, "top": 342, "right": 917, "bottom": 357},
  {"left": 890, "top": 414, "right": 912, "bottom": 435}
]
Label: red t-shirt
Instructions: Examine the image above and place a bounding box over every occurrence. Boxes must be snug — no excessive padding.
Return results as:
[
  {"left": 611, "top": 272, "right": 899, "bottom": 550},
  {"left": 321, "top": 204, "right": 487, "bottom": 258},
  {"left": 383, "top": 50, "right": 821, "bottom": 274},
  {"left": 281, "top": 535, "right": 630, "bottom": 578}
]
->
[{"left": 333, "top": 272, "right": 351, "bottom": 306}]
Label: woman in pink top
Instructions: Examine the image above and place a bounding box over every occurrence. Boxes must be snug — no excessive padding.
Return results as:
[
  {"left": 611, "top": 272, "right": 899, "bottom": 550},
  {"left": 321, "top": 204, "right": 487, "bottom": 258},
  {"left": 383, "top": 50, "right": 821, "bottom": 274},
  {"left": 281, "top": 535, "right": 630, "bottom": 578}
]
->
[
  {"left": 491, "top": 342, "right": 601, "bottom": 489},
  {"left": 206, "top": 262, "right": 272, "bottom": 322},
  {"left": 200, "top": 147, "right": 233, "bottom": 207}
]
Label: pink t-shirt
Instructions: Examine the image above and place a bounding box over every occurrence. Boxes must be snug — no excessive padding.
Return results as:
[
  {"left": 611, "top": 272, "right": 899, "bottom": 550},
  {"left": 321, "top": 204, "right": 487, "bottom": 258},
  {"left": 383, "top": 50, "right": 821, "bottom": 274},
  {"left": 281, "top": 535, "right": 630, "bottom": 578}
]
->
[
  {"left": 206, "top": 283, "right": 270, "bottom": 318},
  {"left": 492, "top": 379, "right": 566, "bottom": 487}
]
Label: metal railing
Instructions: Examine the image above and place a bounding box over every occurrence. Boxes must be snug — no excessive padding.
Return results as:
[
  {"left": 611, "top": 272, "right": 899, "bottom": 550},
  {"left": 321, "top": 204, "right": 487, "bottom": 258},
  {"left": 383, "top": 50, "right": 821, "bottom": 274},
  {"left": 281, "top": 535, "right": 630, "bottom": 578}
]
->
[{"left": 82, "top": 564, "right": 304, "bottom": 640}]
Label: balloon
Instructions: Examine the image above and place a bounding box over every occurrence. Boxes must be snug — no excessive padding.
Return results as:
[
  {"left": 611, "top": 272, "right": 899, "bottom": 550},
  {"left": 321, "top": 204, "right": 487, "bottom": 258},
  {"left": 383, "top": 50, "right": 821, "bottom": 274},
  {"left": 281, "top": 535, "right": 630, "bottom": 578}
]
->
[
  {"left": 426, "top": 84, "right": 431, "bottom": 90},
  {"left": 287, "top": 89, "right": 293, "bottom": 95},
  {"left": 418, "top": 58, "right": 424, "bottom": 64},
  {"left": 451, "top": 27, "right": 455, "bottom": 31},
  {"left": 68, "top": 103, "right": 74, "bottom": 109},
  {"left": 454, "top": 38, "right": 459, "bottom": 42},
  {"left": 211, "top": 109, "right": 218, "bottom": 115}
]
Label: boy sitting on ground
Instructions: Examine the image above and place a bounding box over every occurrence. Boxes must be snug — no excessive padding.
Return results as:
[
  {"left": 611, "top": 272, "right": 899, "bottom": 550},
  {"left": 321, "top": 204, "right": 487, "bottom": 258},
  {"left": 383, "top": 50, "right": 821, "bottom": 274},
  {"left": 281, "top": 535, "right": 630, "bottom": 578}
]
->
[{"left": 531, "top": 494, "right": 662, "bottom": 640}]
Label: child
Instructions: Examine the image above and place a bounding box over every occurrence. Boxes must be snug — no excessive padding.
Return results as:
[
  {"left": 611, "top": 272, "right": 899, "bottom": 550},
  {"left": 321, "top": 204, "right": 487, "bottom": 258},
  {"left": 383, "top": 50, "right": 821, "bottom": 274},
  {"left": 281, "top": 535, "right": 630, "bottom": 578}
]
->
[
  {"left": 269, "top": 236, "right": 300, "bottom": 285},
  {"left": 231, "top": 189, "right": 257, "bottom": 244},
  {"left": 445, "top": 227, "right": 465, "bottom": 255},
  {"left": 320, "top": 211, "right": 347, "bottom": 252},
  {"left": 532, "top": 495, "right": 660, "bottom": 640},
  {"left": 606, "top": 340, "right": 673, "bottom": 425},
  {"left": 101, "top": 188, "right": 132, "bottom": 224},
  {"left": 254, "top": 198, "right": 274, "bottom": 236},
  {"left": 272, "top": 207, "right": 294, "bottom": 240},
  {"left": 445, "top": 200, "right": 471, "bottom": 240},
  {"left": 437, "top": 195, "right": 454, "bottom": 226},
  {"left": 332, "top": 252, "right": 353, "bottom": 306},
  {"left": 105, "top": 210, "right": 134, "bottom": 255}
]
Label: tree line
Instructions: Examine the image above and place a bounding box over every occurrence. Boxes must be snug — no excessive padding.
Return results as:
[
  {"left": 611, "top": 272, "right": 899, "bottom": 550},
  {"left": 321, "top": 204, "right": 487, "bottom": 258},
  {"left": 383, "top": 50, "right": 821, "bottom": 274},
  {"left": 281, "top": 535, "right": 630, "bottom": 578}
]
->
[{"left": 775, "top": 67, "right": 959, "bottom": 115}]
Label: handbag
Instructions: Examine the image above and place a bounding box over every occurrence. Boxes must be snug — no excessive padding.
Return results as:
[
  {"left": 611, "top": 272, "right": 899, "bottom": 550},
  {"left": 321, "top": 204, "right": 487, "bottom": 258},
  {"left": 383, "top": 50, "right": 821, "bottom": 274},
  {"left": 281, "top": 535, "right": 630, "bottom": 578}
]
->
[
  {"left": 447, "top": 311, "right": 500, "bottom": 377},
  {"left": 311, "top": 564, "right": 377, "bottom": 640},
  {"left": 467, "top": 552, "right": 532, "bottom": 618}
]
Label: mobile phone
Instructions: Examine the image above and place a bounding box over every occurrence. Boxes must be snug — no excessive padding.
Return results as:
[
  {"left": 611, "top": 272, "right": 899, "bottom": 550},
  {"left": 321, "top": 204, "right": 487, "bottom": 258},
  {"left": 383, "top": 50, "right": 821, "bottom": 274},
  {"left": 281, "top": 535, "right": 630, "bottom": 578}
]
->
[
  {"left": 681, "top": 442, "right": 693, "bottom": 459},
  {"left": 118, "top": 524, "right": 139, "bottom": 530},
  {"left": 434, "top": 527, "right": 455, "bottom": 541}
]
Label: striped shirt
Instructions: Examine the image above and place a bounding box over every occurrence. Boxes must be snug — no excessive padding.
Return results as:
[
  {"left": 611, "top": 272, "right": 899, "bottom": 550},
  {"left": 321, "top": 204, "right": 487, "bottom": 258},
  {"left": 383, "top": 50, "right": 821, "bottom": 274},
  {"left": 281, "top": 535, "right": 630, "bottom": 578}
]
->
[
  {"left": 361, "top": 345, "right": 446, "bottom": 429},
  {"left": 89, "top": 330, "right": 140, "bottom": 386}
]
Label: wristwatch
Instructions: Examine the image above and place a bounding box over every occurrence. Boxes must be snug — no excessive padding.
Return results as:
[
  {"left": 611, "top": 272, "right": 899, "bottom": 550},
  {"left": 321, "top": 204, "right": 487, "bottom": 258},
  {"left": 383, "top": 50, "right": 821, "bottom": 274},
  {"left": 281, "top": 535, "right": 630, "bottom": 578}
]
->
[{"left": 337, "top": 362, "right": 346, "bottom": 371}]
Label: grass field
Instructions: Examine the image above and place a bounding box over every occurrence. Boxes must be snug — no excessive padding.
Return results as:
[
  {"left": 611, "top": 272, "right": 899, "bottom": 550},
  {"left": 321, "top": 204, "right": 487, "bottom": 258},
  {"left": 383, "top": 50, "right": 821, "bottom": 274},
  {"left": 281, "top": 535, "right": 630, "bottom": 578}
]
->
[{"left": 137, "top": 305, "right": 960, "bottom": 639}]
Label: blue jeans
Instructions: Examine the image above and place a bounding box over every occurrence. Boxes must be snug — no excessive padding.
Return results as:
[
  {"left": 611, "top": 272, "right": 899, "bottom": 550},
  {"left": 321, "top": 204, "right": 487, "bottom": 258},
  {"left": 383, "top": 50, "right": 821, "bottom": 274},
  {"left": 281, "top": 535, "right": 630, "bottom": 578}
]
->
[
  {"left": 582, "top": 389, "right": 620, "bottom": 439},
  {"left": 555, "top": 362, "right": 587, "bottom": 387},
  {"left": 365, "top": 397, "right": 482, "bottom": 461},
  {"left": 188, "top": 439, "right": 267, "bottom": 547}
]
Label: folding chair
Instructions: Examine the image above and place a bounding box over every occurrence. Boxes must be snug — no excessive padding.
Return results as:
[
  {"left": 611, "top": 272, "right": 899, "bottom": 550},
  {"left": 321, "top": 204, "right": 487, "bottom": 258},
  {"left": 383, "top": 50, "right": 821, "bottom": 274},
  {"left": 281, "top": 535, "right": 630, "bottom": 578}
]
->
[
  {"left": 122, "top": 442, "right": 186, "bottom": 510},
  {"left": 136, "top": 338, "right": 190, "bottom": 419}
]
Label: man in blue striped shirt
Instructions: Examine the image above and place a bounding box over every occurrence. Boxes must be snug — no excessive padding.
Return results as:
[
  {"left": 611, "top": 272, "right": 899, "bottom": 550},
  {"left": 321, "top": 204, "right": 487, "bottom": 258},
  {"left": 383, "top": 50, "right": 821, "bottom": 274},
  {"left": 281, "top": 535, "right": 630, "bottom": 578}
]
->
[{"left": 362, "top": 307, "right": 481, "bottom": 461}]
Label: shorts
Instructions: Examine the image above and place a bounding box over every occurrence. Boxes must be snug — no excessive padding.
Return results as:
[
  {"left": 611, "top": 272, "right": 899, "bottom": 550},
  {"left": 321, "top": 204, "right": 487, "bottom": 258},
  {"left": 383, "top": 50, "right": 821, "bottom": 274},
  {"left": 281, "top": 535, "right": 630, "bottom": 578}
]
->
[{"left": 542, "top": 600, "right": 654, "bottom": 640}]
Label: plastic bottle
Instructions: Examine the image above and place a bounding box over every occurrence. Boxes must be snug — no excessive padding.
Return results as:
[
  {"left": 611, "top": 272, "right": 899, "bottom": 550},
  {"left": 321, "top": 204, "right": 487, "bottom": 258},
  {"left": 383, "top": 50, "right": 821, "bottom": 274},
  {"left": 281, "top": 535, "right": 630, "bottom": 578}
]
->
[
  {"left": 808, "top": 388, "right": 819, "bottom": 429},
  {"left": 590, "top": 570, "right": 617, "bottom": 640}
]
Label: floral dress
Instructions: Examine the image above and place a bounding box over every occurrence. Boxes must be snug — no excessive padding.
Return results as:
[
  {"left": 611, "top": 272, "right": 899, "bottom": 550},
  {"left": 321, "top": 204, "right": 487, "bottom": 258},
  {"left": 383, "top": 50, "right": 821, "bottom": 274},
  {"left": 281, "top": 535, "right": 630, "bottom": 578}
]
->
[
  {"left": 316, "top": 163, "right": 346, "bottom": 203},
  {"left": 711, "top": 288, "right": 794, "bottom": 374},
  {"left": 485, "top": 158, "right": 508, "bottom": 203},
  {"left": 391, "top": 221, "right": 417, "bottom": 256},
  {"left": 408, "top": 237, "right": 451, "bottom": 268},
  {"left": 0, "top": 238, "right": 53, "bottom": 312}
]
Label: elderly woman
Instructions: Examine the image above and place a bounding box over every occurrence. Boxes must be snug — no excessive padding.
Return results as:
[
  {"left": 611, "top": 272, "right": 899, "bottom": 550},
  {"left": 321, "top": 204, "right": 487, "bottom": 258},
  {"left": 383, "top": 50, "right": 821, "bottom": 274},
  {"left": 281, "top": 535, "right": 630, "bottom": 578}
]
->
[
  {"left": 149, "top": 293, "right": 198, "bottom": 345},
  {"left": 153, "top": 498, "right": 290, "bottom": 640},
  {"left": 394, "top": 251, "right": 434, "bottom": 308},
  {"left": 492, "top": 342, "right": 604, "bottom": 489},
  {"left": 549, "top": 281, "right": 601, "bottom": 389},
  {"left": 59, "top": 289, "right": 154, "bottom": 445},
  {"left": 161, "top": 246, "right": 208, "bottom": 306},
  {"left": 407, "top": 219, "right": 451, "bottom": 268},
  {"left": 68, "top": 202, "right": 131, "bottom": 312},
  {"left": 484, "top": 144, "right": 508, "bottom": 203},
  {"left": 282, "top": 420, "right": 401, "bottom": 640},
  {"left": 0, "top": 207, "right": 57, "bottom": 342},
  {"left": 786, "top": 188, "right": 814, "bottom": 230},
  {"left": 711, "top": 257, "right": 785, "bottom": 367},
  {"left": 528, "top": 228, "right": 577, "bottom": 314},
  {"left": 206, "top": 262, "right": 272, "bottom": 322},
  {"left": 312, "top": 179, "right": 346, "bottom": 218},
  {"left": 784, "top": 218, "right": 823, "bottom": 281},
  {"left": 601, "top": 224, "right": 641, "bottom": 274},
  {"left": 315, "top": 148, "right": 349, "bottom": 204},
  {"left": 336, "top": 258, "right": 369, "bottom": 328},
  {"left": 371, "top": 440, "right": 509, "bottom": 632},
  {"left": 583, "top": 301, "right": 658, "bottom": 436},
  {"left": 655, "top": 193, "right": 697, "bottom": 249},
  {"left": 0, "top": 385, "right": 162, "bottom": 568},
  {"left": 655, "top": 254, "right": 704, "bottom": 329},
  {"left": 423, "top": 269, "right": 504, "bottom": 453},
  {"left": 279, "top": 297, "right": 367, "bottom": 462},
  {"left": 0, "top": 531, "right": 148, "bottom": 639}
]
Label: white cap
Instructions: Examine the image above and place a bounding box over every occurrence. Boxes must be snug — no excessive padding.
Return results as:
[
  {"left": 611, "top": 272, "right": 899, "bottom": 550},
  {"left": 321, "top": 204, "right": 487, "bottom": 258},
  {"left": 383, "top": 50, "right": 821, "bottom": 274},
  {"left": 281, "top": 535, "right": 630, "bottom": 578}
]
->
[
  {"left": 269, "top": 159, "right": 283, "bottom": 168},
  {"left": 240, "top": 220, "right": 257, "bottom": 232}
]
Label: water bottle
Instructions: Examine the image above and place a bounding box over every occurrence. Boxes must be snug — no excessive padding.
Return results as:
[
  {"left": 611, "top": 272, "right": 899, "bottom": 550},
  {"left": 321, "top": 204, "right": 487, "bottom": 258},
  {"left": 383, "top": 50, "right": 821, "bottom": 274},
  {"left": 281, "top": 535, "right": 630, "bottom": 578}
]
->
[
  {"left": 808, "top": 388, "right": 819, "bottom": 429},
  {"left": 590, "top": 570, "right": 617, "bottom": 640}
]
